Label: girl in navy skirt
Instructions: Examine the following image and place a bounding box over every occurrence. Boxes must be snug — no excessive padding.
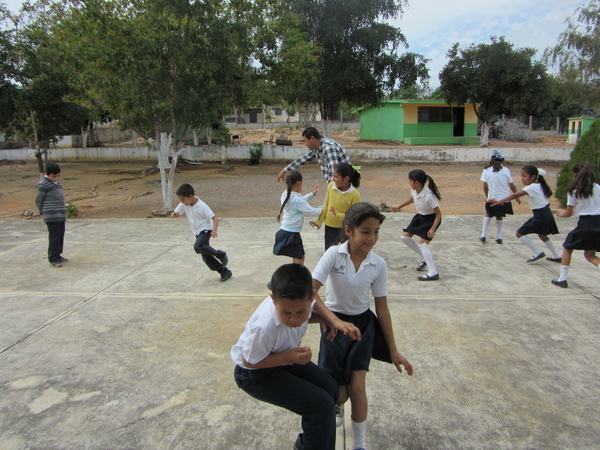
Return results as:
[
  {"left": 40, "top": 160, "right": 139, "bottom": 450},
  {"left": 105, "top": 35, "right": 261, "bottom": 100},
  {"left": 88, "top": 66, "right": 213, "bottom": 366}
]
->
[
  {"left": 274, "top": 170, "right": 322, "bottom": 265},
  {"left": 488, "top": 164, "right": 562, "bottom": 263},
  {"left": 312, "top": 203, "right": 413, "bottom": 450},
  {"left": 392, "top": 169, "right": 442, "bottom": 281},
  {"left": 479, "top": 150, "right": 520, "bottom": 244},
  {"left": 552, "top": 162, "right": 600, "bottom": 288}
]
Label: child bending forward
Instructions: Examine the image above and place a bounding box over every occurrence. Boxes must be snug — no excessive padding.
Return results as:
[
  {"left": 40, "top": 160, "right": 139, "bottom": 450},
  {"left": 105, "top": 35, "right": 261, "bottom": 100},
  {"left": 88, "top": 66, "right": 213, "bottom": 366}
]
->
[{"left": 232, "top": 264, "right": 361, "bottom": 450}]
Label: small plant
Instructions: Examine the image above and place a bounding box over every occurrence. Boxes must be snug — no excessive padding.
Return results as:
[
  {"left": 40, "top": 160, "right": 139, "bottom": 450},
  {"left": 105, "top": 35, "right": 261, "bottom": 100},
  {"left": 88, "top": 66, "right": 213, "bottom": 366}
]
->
[
  {"left": 247, "top": 143, "right": 263, "bottom": 165},
  {"left": 66, "top": 202, "right": 79, "bottom": 218}
]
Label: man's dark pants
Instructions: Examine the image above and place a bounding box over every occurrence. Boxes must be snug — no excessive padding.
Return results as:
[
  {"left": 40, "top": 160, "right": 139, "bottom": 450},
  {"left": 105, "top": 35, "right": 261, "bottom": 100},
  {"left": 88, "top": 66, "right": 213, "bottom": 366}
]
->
[
  {"left": 194, "top": 230, "right": 227, "bottom": 275},
  {"left": 46, "top": 221, "right": 65, "bottom": 262},
  {"left": 234, "top": 362, "right": 338, "bottom": 450}
]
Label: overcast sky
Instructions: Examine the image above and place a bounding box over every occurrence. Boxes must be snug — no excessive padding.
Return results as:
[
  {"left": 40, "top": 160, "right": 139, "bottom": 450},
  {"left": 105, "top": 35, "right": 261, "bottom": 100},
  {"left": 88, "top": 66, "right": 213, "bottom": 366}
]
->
[{"left": 2, "top": 0, "right": 589, "bottom": 87}]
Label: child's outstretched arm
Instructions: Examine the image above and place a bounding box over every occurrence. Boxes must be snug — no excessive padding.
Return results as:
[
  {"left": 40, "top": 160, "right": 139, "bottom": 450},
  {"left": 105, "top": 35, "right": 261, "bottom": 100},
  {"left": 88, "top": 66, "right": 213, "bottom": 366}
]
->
[
  {"left": 312, "top": 280, "right": 361, "bottom": 341},
  {"left": 488, "top": 190, "right": 526, "bottom": 206},
  {"left": 374, "top": 296, "right": 413, "bottom": 376},
  {"left": 391, "top": 196, "right": 414, "bottom": 212},
  {"left": 210, "top": 216, "right": 219, "bottom": 238},
  {"left": 555, "top": 205, "right": 574, "bottom": 218},
  {"left": 242, "top": 346, "right": 312, "bottom": 369},
  {"left": 509, "top": 182, "right": 522, "bottom": 204}
]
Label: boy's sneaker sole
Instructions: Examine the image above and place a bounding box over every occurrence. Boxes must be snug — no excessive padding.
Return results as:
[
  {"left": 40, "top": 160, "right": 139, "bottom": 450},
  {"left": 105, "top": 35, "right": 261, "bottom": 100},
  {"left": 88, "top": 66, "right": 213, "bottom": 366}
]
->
[
  {"left": 220, "top": 269, "right": 232, "bottom": 282},
  {"left": 49, "top": 261, "right": 62, "bottom": 268},
  {"left": 335, "top": 404, "right": 344, "bottom": 427}
]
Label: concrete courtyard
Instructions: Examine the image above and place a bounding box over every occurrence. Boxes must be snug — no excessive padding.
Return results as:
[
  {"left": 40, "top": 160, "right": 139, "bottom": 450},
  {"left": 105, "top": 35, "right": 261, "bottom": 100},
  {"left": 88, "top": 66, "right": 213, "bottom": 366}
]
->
[{"left": 0, "top": 214, "right": 599, "bottom": 449}]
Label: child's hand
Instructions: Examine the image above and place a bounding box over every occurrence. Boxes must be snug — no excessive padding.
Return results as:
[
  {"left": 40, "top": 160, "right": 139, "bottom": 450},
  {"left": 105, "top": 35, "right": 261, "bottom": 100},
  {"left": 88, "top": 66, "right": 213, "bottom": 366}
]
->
[
  {"left": 309, "top": 221, "right": 321, "bottom": 229},
  {"left": 171, "top": 212, "right": 180, "bottom": 218},
  {"left": 391, "top": 352, "right": 413, "bottom": 376},
  {"left": 320, "top": 321, "right": 337, "bottom": 341},
  {"left": 427, "top": 229, "right": 435, "bottom": 239},
  {"left": 391, "top": 206, "right": 401, "bottom": 212},
  {"left": 312, "top": 184, "right": 320, "bottom": 196},
  {"left": 211, "top": 230, "right": 218, "bottom": 238},
  {"left": 288, "top": 346, "right": 312, "bottom": 365},
  {"left": 515, "top": 198, "right": 521, "bottom": 205},
  {"left": 335, "top": 320, "right": 361, "bottom": 341},
  {"left": 329, "top": 207, "right": 336, "bottom": 217},
  {"left": 487, "top": 199, "right": 500, "bottom": 206}
]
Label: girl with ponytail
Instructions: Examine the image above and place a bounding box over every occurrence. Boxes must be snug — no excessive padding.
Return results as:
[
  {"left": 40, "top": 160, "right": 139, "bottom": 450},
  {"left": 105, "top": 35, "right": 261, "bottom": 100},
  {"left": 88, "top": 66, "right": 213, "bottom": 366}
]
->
[{"left": 273, "top": 170, "right": 321, "bottom": 264}]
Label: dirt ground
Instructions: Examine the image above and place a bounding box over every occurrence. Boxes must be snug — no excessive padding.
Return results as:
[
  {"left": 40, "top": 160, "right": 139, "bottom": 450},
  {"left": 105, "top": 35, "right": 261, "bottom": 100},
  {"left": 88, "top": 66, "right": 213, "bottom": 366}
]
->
[{"left": 0, "top": 158, "right": 563, "bottom": 221}]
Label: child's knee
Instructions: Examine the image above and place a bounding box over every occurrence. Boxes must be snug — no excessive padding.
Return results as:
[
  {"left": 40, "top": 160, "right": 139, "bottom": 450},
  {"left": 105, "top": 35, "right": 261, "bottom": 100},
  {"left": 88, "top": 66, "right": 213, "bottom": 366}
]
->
[{"left": 348, "top": 379, "right": 366, "bottom": 399}]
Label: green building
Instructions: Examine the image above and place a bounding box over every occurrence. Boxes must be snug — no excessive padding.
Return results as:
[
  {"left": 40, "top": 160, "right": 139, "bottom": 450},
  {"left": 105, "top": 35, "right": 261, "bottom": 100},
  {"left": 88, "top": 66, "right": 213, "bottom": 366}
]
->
[
  {"left": 354, "top": 99, "right": 479, "bottom": 145},
  {"left": 567, "top": 116, "right": 596, "bottom": 145}
]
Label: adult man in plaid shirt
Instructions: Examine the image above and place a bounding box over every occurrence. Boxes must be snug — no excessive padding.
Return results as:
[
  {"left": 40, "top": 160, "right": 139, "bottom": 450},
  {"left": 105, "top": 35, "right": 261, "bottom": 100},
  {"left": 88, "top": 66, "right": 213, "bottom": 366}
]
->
[{"left": 277, "top": 127, "right": 351, "bottom": 184}]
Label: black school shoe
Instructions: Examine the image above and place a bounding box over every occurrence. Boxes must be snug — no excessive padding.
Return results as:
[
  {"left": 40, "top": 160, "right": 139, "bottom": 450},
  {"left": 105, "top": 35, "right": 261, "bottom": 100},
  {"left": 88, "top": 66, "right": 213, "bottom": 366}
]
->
[
  {"left": 416, "top": 261, "right": 427, "bottom": 271},
  {"left": 496, "top": 239, "right": 503, "bottom": 244},
  {"left": 220, "top": 269, "right": 232, "bottom": 282},
  {"left": 526, "top": 252, "right": 545, "bottom": 263},
  {"left": 418, "top": 273, "right": 439, "bottom": 281},
  {"left": 49, "top": 261, "right": 62, "bottom": 268},
  {"left": 479, "top": 237, "right": 486, "bottom": 243},
  {"left": 546, "top": 257, "right": 562, "bottom": 263},
  {"left": 58, "top": 256, "right": 69, "bottom": 262},
  {"left": 551, "top": 279, "right": 568, "bottom": 288}
]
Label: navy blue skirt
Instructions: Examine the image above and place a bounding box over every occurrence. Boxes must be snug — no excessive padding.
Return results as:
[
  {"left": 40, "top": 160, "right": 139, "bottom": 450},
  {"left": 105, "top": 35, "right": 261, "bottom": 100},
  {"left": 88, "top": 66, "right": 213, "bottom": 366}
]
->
[
  {"left": 517, "top": 205, "right": 559, "bottom": 236},
  {"left": 403, "top": 213, "right": 441, "bottom": 241},
  {"left": 563, "top": 215, "right": 600, "bottom": 251},
  {"left": 485, "top": 201, "right": 514, "bottom": 218},
  {"left": 273, "top": 229, "right": 304, "bottom": 259},
  {"left": 318, "top": 309, "right": 391, "bottom": 385}
]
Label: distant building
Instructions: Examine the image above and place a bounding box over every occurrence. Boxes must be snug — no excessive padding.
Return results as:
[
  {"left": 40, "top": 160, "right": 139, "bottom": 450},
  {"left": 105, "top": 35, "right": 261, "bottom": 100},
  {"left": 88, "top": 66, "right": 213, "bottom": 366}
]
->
[
  {"left": 567, "top": 116, "right": 596, "bottom": 145},
  {"left": 353, "top": 99, "right": 479, "bottom": 145}
]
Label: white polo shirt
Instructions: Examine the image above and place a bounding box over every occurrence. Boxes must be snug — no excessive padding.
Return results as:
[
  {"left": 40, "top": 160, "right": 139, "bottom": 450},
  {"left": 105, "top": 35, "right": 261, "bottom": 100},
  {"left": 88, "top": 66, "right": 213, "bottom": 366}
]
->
[
  {"left": 412, "top": 187, "right": 439, "bottom": 215},
  {"left": 522, "top": 183, "right": 549, "bottom": 210},
  {"left": 567, "top": 184, "right": 600, "bottom": 216},
  {"left": 481, "top": 166, "right": 513, "bottom": 200},
  {"left": 312, "top": 241, "right": 387, "bottom": 315},
  {"left": 174, "top": 196, "right": 214, "bottom": 235},
  {"left": 230, "top": 296, "right": 315, "bottom": 369}
]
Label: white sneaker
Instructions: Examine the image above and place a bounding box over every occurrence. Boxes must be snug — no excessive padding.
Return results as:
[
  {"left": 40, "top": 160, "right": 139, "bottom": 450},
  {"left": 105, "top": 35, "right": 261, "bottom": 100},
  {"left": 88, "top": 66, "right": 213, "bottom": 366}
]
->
[{"left": 335, "top": 404, "right": 344, "bottom": 427}]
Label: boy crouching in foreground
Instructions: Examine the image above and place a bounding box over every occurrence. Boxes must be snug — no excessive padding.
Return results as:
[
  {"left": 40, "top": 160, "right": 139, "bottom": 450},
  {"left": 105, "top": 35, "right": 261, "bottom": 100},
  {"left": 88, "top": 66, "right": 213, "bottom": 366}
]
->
[{"left": 231, "top": 264, "right": 361, "bottom": 450}]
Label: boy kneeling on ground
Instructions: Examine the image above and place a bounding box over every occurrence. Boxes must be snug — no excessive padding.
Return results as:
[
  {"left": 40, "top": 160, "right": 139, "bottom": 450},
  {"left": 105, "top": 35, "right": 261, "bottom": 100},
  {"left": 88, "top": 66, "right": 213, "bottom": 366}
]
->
[{"left": 231, "top": 263, "right": 361, "bottom": 450}]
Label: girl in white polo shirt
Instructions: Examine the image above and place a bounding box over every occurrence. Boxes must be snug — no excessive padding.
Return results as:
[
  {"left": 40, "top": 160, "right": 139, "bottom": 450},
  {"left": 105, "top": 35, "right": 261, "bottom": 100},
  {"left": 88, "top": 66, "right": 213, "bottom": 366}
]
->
[
  {"left": 488, "top": 164, "right": 561, "bottom": 263},
  {"left": 479, "top": 150, "right": 520, "bottom": 244},
  {"left": 312, "top": 202, "right": 413, "bottom": 450},
  {"left": 552, "top": 162, "right": 600, "bottom": 288},
  {"left": 392, "top": 169, "right": 443, "bottom": 281}
]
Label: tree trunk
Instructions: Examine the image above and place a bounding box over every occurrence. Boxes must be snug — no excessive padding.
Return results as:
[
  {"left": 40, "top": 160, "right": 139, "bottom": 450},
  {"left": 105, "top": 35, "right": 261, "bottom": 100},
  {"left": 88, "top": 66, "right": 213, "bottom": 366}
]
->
[
  {"left": 193, "top": 129, "right": 198, "bottom": 146},
  {"left": 82, "top": 127, "right": 88, "bottom": 149},
  {"left": 480, "top": 122, "right": 490, "bottom": 147},
  {"left": 321, "top": 119, "right": 333, "bottom": 138},
  {"left": 206, "top": 126, "right": 212, "bottom": 145},
  {"left": 157, "top": 132, "right": 174, "bottom": 212}
]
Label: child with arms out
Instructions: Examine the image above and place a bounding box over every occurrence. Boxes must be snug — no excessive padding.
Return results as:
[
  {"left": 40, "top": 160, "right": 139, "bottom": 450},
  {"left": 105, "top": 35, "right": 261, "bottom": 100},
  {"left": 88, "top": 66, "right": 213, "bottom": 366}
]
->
[
  {"left": 171, "top": 183, "right": 232, "bottom": 281},
  {"left": 274, "top": 170, "right": 322, "bottom": 265},
  {"left": 310, "top": 162, "right": 361, "bottom": 250},
  {"left": 36, "top": 162, "right": 69, "bottom": 268},
  {"left": 552, "top": 162, "right": 600, "bottom": 288},
  {"left": 392, "top": 169, "right": 442, "bottom": 281},
  {"left": 479, "top": 150, "right": 520, "bottom": 244},
  {"left": 232, "top": 263, "right": 361, "bottom": 450},
  {"left": 312, "top": 202, "right": 413, "bottom": 450},
  {"left": 488, "top": 165, "right": 561, "bottom": 263}
]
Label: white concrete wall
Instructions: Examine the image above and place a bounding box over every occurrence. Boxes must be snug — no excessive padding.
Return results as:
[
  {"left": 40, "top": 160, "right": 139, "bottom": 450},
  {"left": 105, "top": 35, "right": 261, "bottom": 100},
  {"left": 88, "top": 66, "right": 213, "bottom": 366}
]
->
[{"left": 0, "top": 144, "right": 573, "bottom": 164}]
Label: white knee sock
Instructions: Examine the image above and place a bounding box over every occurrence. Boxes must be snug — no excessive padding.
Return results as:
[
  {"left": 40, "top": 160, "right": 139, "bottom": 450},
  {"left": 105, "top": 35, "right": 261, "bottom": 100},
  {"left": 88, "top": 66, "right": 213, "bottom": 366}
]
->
[
  {"left": 401, "top": 235, "right": 423, "bottom": 259},
  {"left": 558, "top": 266, "right": 569, "bottom": 282},
  {"left": 544, "top": 239, "right": 561, "bottom": 258},
  {"left": 481, "top": 217, "right": 491, "bottom": 238},
  {"left": 352, "top": 418, "right": 367, "bottom": 450},
  {"left": 519, "top": 235, "right": 542, "bottom": 255},
  {"left": 419, "top": 243, "right": 437, "bottom": 276},
  {"left": 495, "top": 220, "right": 503, "bottom": 240}
]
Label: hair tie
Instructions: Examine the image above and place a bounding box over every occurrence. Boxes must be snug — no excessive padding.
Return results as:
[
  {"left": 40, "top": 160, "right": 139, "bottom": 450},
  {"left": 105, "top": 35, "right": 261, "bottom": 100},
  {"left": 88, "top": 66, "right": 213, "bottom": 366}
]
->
[
  {"left": 351, "top": 164, "right": 361, "bottom": 174},
  {"left": 538, "top": 168, "right": 547, "bottom": 176},
  {"left": 491, "top": 149, "right": 505, "bottom": 161}
]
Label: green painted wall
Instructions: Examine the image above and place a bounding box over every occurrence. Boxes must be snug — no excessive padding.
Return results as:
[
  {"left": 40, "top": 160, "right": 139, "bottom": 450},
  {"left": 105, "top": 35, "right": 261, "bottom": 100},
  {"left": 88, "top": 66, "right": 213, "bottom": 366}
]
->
[
  {"left": 404, "top": 123, "right": 453, "bottom": 137},
  {"left": 359, "top": 104, "right": 404, "bottom": 140},
  {"left": 464, "top": 123, "right": 478, "bottom": 137}
]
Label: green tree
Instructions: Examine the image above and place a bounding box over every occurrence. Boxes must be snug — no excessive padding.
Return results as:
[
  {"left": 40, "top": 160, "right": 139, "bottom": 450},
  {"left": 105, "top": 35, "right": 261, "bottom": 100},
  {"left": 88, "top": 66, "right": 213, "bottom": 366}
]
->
[
  {"left": 272, "top": 0, "right": 428, "bottom": 137},
  {"left": 54, "top": 0, "right": 264, "bottom": 211},
  {"left": 544, "top": 0, "right": 600, "bottom": 106},
  {"left": 0, "top": 5, "right": 18, "bottom": 131},
  {"left": 555, "top": 118, "right": 600, "bottom": 206},
  {"left": 439, "top": 37, "right": 549, "bottom": 146}
]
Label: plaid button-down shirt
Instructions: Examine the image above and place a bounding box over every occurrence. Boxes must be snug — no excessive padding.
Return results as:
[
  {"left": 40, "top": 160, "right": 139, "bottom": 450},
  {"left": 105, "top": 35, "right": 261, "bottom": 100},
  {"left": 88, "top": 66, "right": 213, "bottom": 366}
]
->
[{"left": 285, "top": 137, "right": 351, "bottom": 183}]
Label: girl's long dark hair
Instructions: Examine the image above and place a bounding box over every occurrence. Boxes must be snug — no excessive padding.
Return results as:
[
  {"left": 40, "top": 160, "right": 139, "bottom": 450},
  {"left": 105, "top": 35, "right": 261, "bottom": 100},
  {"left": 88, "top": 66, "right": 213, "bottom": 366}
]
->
[
  {"left": 335, "top": 162, "right": 361, "bottom": 188},
  {"left": 484, "top": 158, "right": 503, "bottom": 172},
  {"left": 408, "top": 169, "right": 441, "bottom": 200},
  {"left": 277, "top": 170, "right": 303, "bottom": 222},
  {"left": 522, "top": 165, "right": 552, "bottom": 198},
  {"left": 339, "top": 202, "right": 385, "bottom": 244},
  {"left": 568, "top": 162, "right": 596, "bottom": 199}
]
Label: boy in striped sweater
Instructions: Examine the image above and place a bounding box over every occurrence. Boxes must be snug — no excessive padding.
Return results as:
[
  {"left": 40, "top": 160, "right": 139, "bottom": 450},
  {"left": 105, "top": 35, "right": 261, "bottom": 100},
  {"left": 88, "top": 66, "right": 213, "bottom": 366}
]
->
[{"left": 36, "top": 162, "right": 68, "bottom": 267}]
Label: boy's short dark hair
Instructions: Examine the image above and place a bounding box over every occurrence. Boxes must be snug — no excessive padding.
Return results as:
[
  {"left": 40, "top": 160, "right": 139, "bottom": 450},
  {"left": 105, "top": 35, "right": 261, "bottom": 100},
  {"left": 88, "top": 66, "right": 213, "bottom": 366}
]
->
[
  {"left": 176, "top": 183, "right": 195, "bottom": 197},
  {"left": 270, "top": 264, "right": 313, "bottom": 301},
  {"left": 44, "top": 162, "right": 61, "bottom": 175},
  {"left": 301, "top": 127, "right": 322, "bottom": 140}
]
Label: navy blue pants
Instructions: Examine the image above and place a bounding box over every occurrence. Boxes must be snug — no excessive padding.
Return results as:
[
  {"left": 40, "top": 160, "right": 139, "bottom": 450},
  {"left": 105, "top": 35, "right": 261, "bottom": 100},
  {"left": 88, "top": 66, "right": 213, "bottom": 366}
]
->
[
  {"left": 324, "top": 225, "right": 342, "bottom": 250},
  {"left": 193, "top": 230, "right": 227, "bottom": 276},
  {"left": 46, "top": 221, "right": 65, "bottom": 263},
  {"left": 234, "top": 362, "right": 338, "bottom": 450}
]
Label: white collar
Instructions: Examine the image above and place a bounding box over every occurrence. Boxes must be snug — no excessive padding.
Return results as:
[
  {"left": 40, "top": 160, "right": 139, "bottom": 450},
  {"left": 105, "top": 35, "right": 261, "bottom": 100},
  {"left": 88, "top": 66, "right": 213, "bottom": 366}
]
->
[{"left": 333, "top": 184, "right": 356, "bottom": 194}]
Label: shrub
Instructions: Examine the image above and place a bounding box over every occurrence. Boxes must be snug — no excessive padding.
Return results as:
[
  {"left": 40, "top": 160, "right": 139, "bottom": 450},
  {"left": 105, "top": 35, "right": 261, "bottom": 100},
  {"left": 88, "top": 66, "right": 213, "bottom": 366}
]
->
[
  {"left": 66, "top": 202, "right": 79, "bottom": 218},
  {"left": 555, "top": 118, "right": 600, "bottom": 206},
  {"left": 247, "top": 143, "right": 263, "bottom": 165}
]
